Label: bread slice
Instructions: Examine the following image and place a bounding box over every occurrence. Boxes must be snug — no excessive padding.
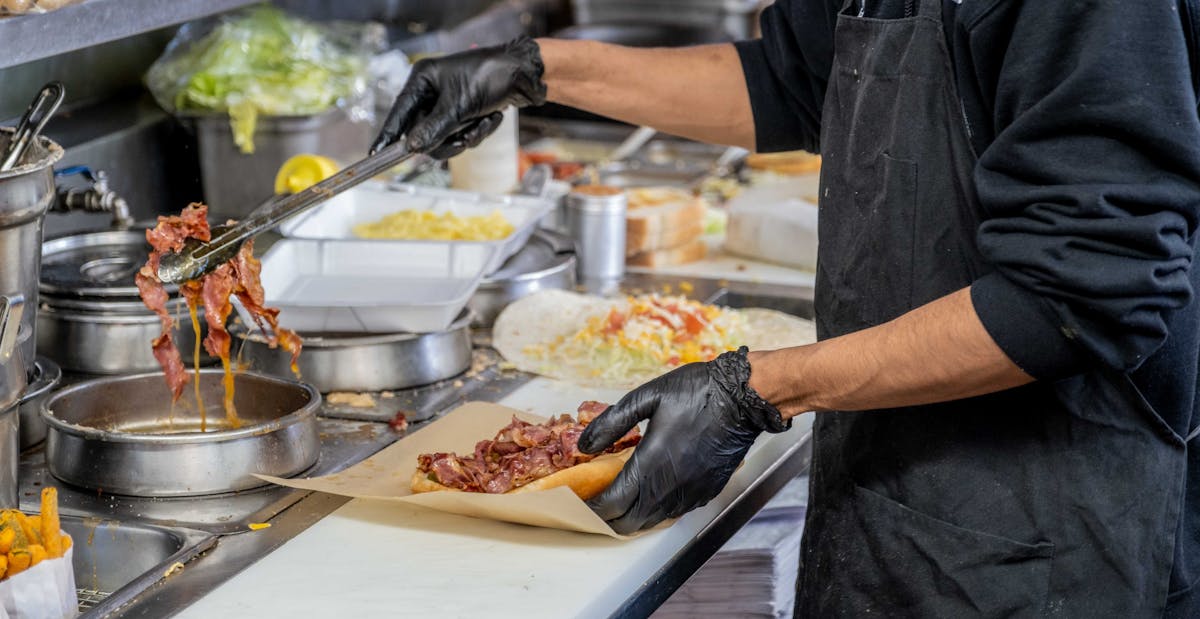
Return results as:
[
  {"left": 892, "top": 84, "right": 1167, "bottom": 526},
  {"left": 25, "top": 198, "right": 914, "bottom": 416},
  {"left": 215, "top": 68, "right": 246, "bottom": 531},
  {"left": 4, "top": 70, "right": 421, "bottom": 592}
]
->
[
  {"left": 626, "top": 191, "right": 706, "bottom": 256},
  {"left": 745, "top": 151, "right": 822, "bottom": 175},
  {"left": 627, "top": 238, "right": 708, "bottom": 268},
  {"left": 410, "top": 449, "right": 631, "bottom": 501}
]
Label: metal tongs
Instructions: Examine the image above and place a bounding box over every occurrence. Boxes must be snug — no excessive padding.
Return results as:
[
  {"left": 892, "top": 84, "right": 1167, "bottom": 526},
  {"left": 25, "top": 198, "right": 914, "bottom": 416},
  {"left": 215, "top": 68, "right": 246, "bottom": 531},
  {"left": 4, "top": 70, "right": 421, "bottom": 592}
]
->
[
  {"left": 1, "top": 82, "right": 65, "bottom": 172},
  {"left": 157, "top": 140, "right": 418, "bottom": 284}
]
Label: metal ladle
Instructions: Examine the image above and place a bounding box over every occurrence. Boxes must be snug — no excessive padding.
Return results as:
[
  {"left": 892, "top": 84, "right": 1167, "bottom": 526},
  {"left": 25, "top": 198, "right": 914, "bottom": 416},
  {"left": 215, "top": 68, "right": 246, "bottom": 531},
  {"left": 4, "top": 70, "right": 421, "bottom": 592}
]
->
[
  {"left": 156, "top": 140, "right": 419, "bottom": 284},
  {"left": 1, "top": 82, "right": 65, "bottom": 172}
]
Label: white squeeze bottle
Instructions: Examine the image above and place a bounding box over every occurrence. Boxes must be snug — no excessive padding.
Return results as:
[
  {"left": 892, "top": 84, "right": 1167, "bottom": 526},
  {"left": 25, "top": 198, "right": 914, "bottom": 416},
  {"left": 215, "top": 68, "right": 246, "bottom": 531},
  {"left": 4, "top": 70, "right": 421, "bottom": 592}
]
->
[{"left": 449, "top": 106, "right": 519, "bottom": 194}]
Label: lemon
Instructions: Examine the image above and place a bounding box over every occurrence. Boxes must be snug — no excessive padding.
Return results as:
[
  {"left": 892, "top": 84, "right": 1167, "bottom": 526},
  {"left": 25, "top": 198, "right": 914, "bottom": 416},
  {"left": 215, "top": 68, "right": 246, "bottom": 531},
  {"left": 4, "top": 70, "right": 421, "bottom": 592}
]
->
[{"left": 274, "top": 154, "right": 340, "bottom": 194}]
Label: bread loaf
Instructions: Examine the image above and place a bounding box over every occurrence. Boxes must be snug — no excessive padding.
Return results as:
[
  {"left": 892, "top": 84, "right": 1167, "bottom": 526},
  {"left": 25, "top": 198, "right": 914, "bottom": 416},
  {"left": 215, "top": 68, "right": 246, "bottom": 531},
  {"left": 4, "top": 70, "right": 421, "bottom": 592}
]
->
[
  {"left": 625, "top": 187, "right": 706, "bottom": 256},
  {"left": 627, "top": 238, "right": 708, "bottom": 268}
]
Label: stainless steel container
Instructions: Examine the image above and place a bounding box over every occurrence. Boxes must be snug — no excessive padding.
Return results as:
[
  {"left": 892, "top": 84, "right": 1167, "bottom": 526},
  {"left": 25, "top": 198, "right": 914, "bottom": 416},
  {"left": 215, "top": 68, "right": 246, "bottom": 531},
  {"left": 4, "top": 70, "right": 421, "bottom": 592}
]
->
[
  {"left": 37, "top": 300, "right": 208, "bottom": 375},
  {"left": 38, "top": 230, "right": 212, "bottom": 374},
  {"left": 0, "top": 294, "right": 25, "bottom": 507},
  {"left": 17, "top": 356, "right": 60, "bottom": 449},
  {"left": 566, "top": 185, "right": 626, "bottom": 291},
  {"left": 0, "top": 127, "right": 63, "bottom": 370},
  {"left": 571, "top": 0, "right": 765, "bottom": 39},
  {"left": 42, "top": 370, "right": 321, "bottom": 497},
  {"left": 232, "top": 310, "right": 474, "bottom": 393},
  {"left": 191, "top": 108, "right": 372, "bottom": 221},
  {"left": 469, "top": 229, "right": 576, "bottom": 327}
]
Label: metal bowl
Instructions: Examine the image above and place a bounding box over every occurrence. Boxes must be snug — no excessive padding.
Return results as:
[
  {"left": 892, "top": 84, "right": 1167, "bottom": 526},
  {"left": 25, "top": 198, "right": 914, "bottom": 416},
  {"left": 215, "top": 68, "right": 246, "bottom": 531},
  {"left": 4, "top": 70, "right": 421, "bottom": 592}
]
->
[
  {"left": 41, "top": 370, "right": 321, "bottom": 497},
  {"left": 232, "top": 310, "right": 473, "bottom": 393},
  {"left": 17, "top": 356, "right": 60, "bottom": 449}
]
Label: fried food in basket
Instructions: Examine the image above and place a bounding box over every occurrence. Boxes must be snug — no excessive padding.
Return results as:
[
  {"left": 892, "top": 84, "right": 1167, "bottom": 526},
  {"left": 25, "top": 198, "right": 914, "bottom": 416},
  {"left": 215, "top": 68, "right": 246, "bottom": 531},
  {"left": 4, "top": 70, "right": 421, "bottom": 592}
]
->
[{"left": 0, "top": 487, "right": 72, "bottom": 580}]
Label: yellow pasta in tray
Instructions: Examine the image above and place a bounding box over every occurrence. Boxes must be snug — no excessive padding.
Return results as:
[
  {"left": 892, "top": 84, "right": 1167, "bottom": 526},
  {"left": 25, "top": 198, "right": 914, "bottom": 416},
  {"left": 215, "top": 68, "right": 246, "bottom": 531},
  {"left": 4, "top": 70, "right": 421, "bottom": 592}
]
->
[{"left": 353, "top": 209, "right": 514, "bottom": 241}]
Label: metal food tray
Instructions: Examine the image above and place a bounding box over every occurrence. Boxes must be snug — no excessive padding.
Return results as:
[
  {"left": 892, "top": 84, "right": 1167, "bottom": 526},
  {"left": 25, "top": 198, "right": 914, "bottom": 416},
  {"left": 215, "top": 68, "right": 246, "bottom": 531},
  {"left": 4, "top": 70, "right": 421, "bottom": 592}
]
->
[
  {"left": 278, "top": 182, "right": 554, "bottom": 275},
  {"left": 242, "top": 238, "right": 497, "bottom": 333}
]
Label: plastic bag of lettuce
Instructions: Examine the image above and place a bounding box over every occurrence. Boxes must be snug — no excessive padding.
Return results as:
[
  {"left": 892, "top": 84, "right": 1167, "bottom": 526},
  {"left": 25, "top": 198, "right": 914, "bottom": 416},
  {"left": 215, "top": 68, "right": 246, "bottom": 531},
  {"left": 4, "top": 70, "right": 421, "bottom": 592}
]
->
[{"left": 146, "top": 6, "right": 379, "bottom": 154}]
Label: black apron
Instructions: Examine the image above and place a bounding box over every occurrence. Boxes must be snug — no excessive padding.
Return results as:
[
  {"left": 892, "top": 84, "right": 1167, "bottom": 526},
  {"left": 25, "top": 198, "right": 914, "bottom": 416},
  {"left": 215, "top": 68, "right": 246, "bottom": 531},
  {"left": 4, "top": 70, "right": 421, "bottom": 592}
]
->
[{"left": 797, "top": 0, "right": 1194, "bottom": 615}]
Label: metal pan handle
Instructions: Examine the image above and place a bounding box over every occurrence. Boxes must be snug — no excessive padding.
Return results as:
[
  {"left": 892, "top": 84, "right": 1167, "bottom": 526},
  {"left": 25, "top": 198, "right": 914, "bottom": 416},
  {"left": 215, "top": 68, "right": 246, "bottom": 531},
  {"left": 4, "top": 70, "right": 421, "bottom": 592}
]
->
[
  {"left": 1, "top": 82, "right": 65, "bottom": 172},
  {"left": 0, "top": 295, "right": 25, "bottom": 363}
]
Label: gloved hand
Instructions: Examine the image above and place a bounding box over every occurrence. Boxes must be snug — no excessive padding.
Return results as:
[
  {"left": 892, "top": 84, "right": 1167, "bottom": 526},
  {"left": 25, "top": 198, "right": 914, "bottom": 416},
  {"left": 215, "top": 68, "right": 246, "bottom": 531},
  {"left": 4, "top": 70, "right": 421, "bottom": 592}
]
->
[
  {"left": 370, "top": 36, "right": 547, "bottom": 159},
  {"left": 579, "top": 347, "right": 790, "bottom": 534}
]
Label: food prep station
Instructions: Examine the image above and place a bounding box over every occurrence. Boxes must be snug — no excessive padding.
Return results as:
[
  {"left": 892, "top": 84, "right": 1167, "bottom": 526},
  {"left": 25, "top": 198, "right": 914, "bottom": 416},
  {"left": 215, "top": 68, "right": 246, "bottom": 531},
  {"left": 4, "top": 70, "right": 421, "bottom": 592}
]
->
[{"left": 0, "top": 1, "right": 818, "bottom": 617}]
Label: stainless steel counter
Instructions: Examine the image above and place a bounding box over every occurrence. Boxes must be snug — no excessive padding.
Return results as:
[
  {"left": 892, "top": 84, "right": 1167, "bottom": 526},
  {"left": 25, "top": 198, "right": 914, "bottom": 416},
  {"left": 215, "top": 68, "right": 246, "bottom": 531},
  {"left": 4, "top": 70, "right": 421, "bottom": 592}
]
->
[{"left": 18, "top": 273, "right": 814, "bottom": 618}]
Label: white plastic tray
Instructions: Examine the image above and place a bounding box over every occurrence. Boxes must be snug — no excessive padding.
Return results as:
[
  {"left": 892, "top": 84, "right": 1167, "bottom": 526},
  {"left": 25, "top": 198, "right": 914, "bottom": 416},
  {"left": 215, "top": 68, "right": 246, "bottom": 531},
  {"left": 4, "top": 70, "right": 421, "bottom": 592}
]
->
[
  {"left": 279, "top": 182, "right": 555, "bottom": 274},
  {"left": 241, "top": 238, "right": 497, "bottom": 333}
]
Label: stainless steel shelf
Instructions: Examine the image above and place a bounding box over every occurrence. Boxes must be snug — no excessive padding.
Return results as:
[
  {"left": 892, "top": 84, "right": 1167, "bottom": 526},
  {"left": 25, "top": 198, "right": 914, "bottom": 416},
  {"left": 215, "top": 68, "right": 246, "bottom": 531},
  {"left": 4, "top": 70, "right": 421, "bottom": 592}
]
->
[{"left": 0, "top": 0, "right": 260, "bottom": 70}]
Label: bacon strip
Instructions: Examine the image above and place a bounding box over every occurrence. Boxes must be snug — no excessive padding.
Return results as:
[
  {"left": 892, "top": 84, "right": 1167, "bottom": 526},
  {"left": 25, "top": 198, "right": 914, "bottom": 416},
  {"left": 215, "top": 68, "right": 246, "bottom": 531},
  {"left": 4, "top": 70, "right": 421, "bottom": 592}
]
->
[
  {"left": 416, "top": 403, "right": 641, "bottom": 494},
  {"left": 139, "top": 203, "right": 303, "bottom": 413}
]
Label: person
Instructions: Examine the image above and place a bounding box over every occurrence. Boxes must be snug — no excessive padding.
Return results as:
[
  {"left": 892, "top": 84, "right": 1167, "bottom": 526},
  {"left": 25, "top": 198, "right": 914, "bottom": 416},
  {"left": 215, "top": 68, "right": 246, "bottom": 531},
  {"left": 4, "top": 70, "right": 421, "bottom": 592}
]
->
[{"left": 372, "top": 1, "right": 1200, "bottom": 616}]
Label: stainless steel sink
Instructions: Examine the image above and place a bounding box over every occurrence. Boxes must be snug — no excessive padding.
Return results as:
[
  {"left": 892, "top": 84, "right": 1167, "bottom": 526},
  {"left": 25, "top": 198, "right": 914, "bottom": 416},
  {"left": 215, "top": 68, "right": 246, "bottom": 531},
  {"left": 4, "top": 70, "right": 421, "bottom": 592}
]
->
[{"left": 59, "top": 515, "right": 215, "bottom": 616}]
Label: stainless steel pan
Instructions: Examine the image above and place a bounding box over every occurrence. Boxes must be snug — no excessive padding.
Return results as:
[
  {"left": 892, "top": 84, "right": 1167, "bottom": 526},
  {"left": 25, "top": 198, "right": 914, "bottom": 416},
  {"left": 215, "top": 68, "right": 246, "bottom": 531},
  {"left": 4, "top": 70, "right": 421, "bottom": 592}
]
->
[{"left": 41, "top": 369, "right": 320, "bottom": 497}]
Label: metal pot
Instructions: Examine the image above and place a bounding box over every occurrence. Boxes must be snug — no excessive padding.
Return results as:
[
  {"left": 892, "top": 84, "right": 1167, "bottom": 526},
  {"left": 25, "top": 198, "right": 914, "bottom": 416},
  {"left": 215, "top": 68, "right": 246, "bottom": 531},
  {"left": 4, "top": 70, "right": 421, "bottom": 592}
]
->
[
  {"left": 39, "top": 228, "right": 214, "bottom": 373},
  {"left": 40, "top": 230, "right": 173, "bottom": 299},
  {"left": 37, "top": 300, "right": 209, "bottom": 375},
  {"left": 232, "top": 310, "right": 473, "bottom": 393},
  {"left": 0, "top": 128, "right": 63, "bottom": 370},
  {"left": 0, "top": 294, "right": 26, "bottom": 508},
  {"left": 42, "top": 369, "right": 321, "bottom": 497},
  {"left": 18, "top": 356, "right": 60, "bottom": 449}
]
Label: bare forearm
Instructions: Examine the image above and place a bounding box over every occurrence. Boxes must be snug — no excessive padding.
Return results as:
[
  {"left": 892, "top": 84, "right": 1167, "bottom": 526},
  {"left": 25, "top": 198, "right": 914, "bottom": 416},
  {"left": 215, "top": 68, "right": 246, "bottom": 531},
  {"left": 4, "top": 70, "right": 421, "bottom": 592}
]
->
[
  {"left": 536, "top": 38, "right": 755, "bottom": 149},
  {"left": 748, "top": 287, "right": 1034, "bottom": 418}
]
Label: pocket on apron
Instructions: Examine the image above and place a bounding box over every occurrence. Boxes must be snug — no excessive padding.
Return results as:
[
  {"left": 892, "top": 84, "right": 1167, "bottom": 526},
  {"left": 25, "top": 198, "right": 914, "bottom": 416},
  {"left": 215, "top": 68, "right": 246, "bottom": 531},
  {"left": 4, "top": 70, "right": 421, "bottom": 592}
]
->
[{"left": 849, "top": 483, "right": 1055, "bottom": 618}]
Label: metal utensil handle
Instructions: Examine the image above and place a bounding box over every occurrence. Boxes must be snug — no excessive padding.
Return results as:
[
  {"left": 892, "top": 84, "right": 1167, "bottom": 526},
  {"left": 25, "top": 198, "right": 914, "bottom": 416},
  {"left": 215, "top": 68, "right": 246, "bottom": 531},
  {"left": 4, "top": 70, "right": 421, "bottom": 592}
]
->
[
  {"left": 607, "top": 125, "right": 657, "bottom": 163},
  {"left": 0, "top": 82, "right": 65, "bottom": 172},
  {"left": 195, "top": 140, "right": 417, "bottom": 261},
  {"left": 0, "top": 295, "right": 25, "bottom": 363}
]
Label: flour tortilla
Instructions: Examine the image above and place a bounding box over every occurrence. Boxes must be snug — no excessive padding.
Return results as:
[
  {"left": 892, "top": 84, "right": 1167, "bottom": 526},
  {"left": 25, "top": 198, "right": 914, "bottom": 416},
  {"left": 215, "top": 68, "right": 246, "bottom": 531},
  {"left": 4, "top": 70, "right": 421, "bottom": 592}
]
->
[{"left": 493, "top": 289, "right": 817, "bottom": 388}]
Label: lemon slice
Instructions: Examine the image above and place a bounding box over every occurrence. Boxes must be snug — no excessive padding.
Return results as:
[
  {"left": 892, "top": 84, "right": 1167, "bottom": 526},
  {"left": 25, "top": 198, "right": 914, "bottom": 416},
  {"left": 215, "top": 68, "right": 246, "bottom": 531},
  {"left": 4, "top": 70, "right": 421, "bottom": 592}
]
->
[{"left": 274, "top": 154, "right": 340, "bottom": 194}]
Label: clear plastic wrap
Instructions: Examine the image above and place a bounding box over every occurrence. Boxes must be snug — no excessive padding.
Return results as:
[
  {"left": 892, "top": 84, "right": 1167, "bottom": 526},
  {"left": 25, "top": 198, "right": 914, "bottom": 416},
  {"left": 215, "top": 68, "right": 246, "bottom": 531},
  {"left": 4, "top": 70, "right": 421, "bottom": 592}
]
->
[
  {"left": 0, "top": 0, "right": 83, "bottom": 16},
  {"left": 145, "top": 6, "right": 382, "bottom": 153}
]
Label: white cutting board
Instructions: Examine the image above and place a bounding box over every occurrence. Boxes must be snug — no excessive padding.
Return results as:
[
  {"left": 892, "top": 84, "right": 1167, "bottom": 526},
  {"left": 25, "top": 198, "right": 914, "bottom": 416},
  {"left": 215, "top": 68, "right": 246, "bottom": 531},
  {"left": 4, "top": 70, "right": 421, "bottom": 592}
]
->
[{"left": 177, "top": 378, "right": 813, "bottom": 619}]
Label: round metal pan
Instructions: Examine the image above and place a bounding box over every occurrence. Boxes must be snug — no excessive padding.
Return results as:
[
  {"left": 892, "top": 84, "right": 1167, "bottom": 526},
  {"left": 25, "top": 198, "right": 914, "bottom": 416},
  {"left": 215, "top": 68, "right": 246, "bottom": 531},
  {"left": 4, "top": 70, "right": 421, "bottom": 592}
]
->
[
  {"left": 232, "top": 310, "right": 473, "bottom": 393},
  {"left": 469, "top": 229, "right": 576, "bottom": 328},
  {"left": 36, "top": 300, "right": 210, "bottom": 374},
  {"left": 18, "top": 356, "right": 60, "bottom": 449},
  {"left": 41, "top": 369, "right": 320, "bottom": 497}
]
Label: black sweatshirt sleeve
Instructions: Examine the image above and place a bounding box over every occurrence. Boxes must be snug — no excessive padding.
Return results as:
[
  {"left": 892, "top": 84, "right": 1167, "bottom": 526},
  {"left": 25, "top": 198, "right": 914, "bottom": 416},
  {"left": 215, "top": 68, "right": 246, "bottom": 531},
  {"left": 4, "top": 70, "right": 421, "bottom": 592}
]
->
[
  {"left": 970, "top": 0, "right": 1200, "bottom": 378},
  {"left": 734, "top": 0, "right": 837, "bottom": 153}
]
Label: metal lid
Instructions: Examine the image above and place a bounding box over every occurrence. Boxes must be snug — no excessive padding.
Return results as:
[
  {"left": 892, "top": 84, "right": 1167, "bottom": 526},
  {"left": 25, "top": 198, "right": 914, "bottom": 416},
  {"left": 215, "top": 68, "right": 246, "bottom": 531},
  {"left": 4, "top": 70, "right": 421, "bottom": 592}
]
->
[
  {"left": 481, "top": 229, "right": 575, "bottom": 287},
  {"left": 40, "top": 230, "right": 175, "bottom": 299}
]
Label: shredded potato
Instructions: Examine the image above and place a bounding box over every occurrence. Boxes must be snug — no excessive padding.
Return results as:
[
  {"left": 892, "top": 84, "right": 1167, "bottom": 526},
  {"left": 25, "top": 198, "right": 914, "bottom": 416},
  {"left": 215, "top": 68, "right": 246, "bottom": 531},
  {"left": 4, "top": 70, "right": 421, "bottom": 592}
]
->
[{"left": 353, "top": 209, "right": 515, "bottom": 241}]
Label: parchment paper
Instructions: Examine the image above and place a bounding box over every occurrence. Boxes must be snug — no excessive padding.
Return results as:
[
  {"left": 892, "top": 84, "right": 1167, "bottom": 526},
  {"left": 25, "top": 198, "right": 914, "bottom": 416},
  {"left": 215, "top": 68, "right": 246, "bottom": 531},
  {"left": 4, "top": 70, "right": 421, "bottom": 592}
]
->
[{"left": 258, "top": 401, "right": 632, "bottom": 538}]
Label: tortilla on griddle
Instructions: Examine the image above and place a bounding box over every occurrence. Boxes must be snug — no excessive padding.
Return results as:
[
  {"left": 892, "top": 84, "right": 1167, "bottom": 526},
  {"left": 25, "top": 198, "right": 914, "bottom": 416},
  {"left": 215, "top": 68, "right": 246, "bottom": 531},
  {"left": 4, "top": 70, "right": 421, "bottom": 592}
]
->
[{"left": 492, "top": 290, "right": 817, "bottom": 388}]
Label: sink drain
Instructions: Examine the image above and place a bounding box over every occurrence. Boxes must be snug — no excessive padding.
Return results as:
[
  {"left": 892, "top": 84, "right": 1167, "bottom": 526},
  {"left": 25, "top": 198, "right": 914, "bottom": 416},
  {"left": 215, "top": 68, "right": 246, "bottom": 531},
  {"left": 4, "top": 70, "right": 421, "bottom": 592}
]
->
[{"left": 77, "top": 588, "right": 111, "bottom": 612}]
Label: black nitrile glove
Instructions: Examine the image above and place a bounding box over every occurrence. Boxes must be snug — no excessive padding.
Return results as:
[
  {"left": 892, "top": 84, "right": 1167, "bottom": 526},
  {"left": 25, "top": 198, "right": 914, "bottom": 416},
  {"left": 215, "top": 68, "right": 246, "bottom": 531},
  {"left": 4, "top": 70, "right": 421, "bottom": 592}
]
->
[
  {"left": 370, "top": 36, "right": 547, "bottom": 158},
  {"left": 578, "top": 347, "right": 790, "bottom": 534}
]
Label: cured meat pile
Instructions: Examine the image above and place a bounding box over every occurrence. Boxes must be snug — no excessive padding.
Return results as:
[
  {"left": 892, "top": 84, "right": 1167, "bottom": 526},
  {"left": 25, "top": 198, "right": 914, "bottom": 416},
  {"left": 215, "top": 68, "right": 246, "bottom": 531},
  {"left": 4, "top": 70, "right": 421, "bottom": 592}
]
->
[
  {"left": 137, "top": 203, "right": 301, "bottom": 426},
  {"left": 417, "top": 401, "right": 641, "bottom": 494}
]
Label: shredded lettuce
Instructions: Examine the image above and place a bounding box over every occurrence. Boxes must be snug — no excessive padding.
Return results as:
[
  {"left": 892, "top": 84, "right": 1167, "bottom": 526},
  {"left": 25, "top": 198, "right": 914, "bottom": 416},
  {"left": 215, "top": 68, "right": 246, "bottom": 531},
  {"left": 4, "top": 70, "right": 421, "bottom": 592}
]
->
[{"left": 146, "top": 6, "right": 367, "bottom": 153}]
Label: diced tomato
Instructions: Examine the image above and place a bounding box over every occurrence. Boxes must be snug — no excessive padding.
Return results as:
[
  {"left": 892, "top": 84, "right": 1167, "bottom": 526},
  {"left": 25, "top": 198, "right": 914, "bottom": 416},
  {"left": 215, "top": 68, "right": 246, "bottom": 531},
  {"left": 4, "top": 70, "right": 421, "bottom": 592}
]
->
[
  {"left": 682, "top": 310, "right": 705, "bottom": 336},
  {"left": 667, "top": 355, "right": 681, "bottom": 366},
  {"left": 603, "top": 309, "right": 625, "bottom": 336}
]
